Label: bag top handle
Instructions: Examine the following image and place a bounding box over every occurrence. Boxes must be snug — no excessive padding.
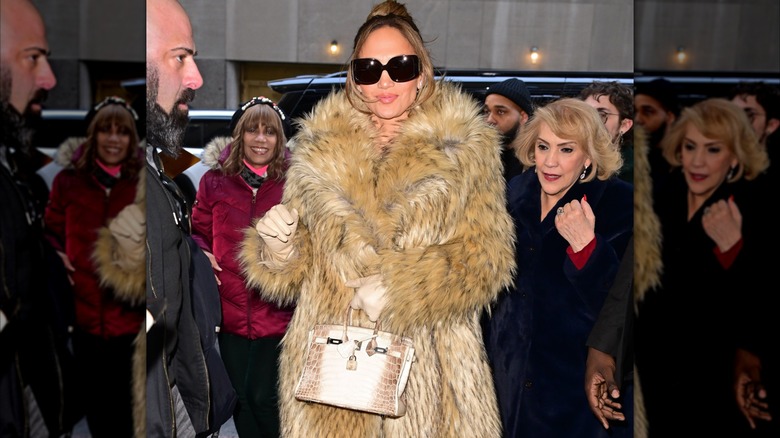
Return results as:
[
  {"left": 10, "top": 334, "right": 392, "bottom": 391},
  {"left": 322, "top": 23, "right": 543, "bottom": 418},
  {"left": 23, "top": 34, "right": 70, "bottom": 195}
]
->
[{"left": 342, "top": 306, "right": 380, "bottom": 343}]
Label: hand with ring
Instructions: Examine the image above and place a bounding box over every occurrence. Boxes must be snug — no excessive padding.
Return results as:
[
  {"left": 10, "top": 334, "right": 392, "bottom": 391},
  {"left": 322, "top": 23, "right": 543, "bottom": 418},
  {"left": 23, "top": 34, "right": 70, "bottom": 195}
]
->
[
  {"left": 702, "top": 195, "right": 742, "bottom": 252},
  {"left": 554, "top": 196, "right": 596, "bottom": 253}
]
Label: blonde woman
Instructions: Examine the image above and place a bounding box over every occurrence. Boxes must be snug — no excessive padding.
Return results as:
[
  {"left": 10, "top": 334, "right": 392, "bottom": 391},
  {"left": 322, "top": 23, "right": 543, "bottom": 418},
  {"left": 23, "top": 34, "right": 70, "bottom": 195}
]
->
[
  {"left": 635, "top": 98, "right": 770, "bottom": 437},
  {"left": 484, "top": 98, "right": 633, "bottom": 438}
]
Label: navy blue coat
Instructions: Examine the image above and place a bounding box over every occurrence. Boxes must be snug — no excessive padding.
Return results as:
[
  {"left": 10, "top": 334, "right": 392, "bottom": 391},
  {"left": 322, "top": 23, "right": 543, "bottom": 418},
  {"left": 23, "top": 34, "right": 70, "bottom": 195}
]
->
[
  {"left": 635, "top": 169, "right": 769, "bottom": 436},
  {"left": 484, "top": 168, "right": 633, "bottom": 438}
]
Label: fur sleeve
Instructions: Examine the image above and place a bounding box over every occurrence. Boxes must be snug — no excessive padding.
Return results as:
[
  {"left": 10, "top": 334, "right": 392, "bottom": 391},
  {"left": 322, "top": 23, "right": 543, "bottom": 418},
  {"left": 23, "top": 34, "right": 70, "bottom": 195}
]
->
[
  {"left": 93, "top": 227, "right": 145, "bottom": 305},
  {"left": 92, "top": 168, "right": 145, "bottom": 305},
  {"left": 238, "top": 219, "right": 310, "bottom": 308},
  {"left": 378, "top": 155, "right": 517, "bottom": 331},
  {"left": 373, "top": 86, "right": 516, "bottom": 331},
  {"left": 633, "top": 126, "right": 662, "bottom": 303}
]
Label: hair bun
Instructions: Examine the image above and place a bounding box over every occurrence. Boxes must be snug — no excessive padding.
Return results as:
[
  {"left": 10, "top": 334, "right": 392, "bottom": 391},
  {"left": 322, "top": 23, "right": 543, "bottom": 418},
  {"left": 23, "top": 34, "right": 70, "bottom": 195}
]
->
[{"left": 367, "top": 0, "right": 411, "bottom": 20}]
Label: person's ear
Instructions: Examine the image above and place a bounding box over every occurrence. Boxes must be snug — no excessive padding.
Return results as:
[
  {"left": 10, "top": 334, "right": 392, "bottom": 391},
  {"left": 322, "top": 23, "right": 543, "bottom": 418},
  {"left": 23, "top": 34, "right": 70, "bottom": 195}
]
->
[
  {"left": 520, "top": 111, "right": 530, "bottom": 125},
  {"left": 619, "top": 117, "right": 634, "bottom": 135},
  {"left": 766, "top": 117, "right": 780, "bottom": 136}
]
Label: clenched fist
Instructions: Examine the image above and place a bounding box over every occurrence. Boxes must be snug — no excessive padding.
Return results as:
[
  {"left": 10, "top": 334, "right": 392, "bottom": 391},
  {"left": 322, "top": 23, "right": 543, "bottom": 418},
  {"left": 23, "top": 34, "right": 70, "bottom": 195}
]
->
[{"left": 255, "top": 204, "right": 299, "bottom": 263}]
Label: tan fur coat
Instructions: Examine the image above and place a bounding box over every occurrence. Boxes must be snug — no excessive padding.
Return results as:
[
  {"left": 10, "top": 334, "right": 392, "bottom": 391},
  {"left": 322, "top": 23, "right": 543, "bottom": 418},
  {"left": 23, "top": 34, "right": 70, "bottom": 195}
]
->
[
  {"left": 239, "top": 82, "right": 516, "bottom": 437},
  {"left": 632, "top": 126, "right": 661, "bottom": 438}
]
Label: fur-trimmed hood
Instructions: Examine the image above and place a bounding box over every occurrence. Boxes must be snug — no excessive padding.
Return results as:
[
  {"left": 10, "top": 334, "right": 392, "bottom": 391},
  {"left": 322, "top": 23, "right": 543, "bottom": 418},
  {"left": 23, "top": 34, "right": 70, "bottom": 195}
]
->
[
  {"left": 54, "top": 136, "right": 146, "bottom": 169},
  {"left": 54, "top": 137, "right": 87, "bottom": 168},
  {"left": 200, "top": 134, "right": 293, "bottom": 174},
  {"left": 201, "top": 136, "right": 232, "bottom": 170}
]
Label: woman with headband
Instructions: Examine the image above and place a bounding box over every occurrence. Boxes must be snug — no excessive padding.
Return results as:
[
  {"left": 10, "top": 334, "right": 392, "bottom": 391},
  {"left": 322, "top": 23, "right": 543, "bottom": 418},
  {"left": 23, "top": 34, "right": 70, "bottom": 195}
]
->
[
  {"left": 191, "top": 96, "right": 294, "bottom": 437},
  {"left": 44, "top": 95, "right": 144, "bottom": 438}
]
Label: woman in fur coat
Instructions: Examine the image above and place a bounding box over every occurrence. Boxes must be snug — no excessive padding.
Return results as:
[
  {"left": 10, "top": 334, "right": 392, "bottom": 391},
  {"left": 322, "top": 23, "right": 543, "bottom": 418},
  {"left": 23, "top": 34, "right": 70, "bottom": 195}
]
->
[{"left": 238, "top": 1, "right": 515, "bottom": 437}]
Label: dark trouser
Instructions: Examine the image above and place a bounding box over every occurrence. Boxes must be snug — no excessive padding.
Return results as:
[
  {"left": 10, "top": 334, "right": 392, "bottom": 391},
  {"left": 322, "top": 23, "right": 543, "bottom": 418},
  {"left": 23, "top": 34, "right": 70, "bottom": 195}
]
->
[
  {"left": 219, "top": 332, "right": 283, "bottom": 438},
  {"left": 73, "top": 330, "right": 135, "bottom": 438}
]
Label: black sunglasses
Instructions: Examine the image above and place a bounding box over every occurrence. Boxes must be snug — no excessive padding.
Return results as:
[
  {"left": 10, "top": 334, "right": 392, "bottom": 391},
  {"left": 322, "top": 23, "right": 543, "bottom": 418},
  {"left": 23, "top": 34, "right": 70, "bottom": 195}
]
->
[{"left": 351, "top": 55, "right": 421, "bottom": 85}]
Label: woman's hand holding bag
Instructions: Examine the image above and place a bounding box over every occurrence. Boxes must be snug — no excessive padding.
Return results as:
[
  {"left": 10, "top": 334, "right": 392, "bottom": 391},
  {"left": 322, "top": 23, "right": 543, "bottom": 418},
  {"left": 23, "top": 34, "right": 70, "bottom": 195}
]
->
[{"left": 346, "top": 274, "right": 387, "bottom": 322}]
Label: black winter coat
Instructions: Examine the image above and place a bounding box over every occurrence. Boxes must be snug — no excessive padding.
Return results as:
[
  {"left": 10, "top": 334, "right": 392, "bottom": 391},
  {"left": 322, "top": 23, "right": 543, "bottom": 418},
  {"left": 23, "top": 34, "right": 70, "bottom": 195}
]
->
[
  {"left": 146, "top": 146, "right": 211, "bottom": 437},
  {"left": 1, "top": 145, "right": 81, "bottom": 437},
  {"left": 635, "top": 169, "right": 766, "bottom": 436}
]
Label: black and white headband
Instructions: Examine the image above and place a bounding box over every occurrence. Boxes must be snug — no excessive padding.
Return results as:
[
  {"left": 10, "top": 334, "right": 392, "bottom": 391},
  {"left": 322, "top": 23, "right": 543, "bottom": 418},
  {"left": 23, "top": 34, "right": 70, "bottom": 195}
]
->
[
  {"left": 229, "top": 96, "right": 287, "bottom": 134},
  {"left": 87, "top": 96, "right": 139, "bottom": 124}
]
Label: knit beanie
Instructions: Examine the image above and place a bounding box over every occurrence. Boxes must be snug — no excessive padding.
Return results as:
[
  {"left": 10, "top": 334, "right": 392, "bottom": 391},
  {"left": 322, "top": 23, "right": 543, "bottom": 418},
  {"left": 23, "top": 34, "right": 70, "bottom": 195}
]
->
[{"left": 486, "top": 78, "right": 534, "bottom": 117}]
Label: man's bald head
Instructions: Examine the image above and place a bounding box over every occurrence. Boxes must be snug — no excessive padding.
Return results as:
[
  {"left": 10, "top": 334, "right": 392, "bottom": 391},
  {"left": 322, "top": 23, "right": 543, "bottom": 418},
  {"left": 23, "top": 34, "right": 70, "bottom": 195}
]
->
[
  {"left": 147, "top": 0, "right": 192, "bottom": 59},
  {"left": 1, "top": 0, "right": 56, "bottom": 150},
  {"left": 1, "top": 0, "right": 55, "bottom": 114},
  {"left": 1, "top": 0, "right": 45, "bottom": 53},
  {"left": 145, "top": 0, "right": 203, "bottom": 155}
]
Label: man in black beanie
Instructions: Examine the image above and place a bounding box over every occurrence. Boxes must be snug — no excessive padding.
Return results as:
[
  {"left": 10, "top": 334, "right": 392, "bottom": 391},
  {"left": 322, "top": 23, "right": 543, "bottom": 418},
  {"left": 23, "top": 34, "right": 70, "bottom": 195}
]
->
[{"left": 484, "top": 78, "right": 535, "bottom": 184}]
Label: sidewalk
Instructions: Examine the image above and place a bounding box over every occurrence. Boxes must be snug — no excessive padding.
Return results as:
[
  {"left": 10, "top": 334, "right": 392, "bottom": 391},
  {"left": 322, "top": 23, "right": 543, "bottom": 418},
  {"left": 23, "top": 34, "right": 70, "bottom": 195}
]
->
[{"left": 71, "top": 416, "right": 239, "bottom": 437}]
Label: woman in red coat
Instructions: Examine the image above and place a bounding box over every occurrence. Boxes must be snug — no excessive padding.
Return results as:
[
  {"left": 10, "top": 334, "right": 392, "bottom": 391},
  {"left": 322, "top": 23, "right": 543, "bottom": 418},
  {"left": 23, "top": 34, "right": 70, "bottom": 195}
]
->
[
  {"left": 44, "top": 96, "right": 143, "bottom": 438},
  {"left": 191, "top": 97, "right": 294, "bottom": 437}
]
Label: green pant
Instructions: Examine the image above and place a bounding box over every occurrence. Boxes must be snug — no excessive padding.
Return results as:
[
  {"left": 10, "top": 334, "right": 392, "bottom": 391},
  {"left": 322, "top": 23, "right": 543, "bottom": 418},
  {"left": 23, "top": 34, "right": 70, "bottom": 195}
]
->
[{"left": 218, "top": 333, "right": 283, "bottom": 438}]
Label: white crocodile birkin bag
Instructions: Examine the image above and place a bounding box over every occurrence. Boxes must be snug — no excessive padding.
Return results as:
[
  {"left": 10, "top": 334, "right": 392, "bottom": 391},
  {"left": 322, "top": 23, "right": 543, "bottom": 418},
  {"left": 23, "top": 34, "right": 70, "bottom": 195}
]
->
[{"left": 294, "top": 307, "right": 415, "bottom": 417}]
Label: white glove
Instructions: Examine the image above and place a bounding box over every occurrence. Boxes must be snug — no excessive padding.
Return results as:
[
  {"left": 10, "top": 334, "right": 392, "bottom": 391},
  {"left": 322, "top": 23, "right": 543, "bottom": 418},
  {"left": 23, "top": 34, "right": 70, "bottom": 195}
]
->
[
  {"left": 146, "top": 309, "right": 154, "bottom": 333},
  {"left": 255, "top": 204, "right": 299, "bottom": 263},
  {"left": 109, "top": 204, "right": 145, "bottom": 265},
  {"left": 0, "top": 310, "right": 7, "bottom": 333},
  {"left": 346, "top": 274, "right": 387, "bottom": 323}
]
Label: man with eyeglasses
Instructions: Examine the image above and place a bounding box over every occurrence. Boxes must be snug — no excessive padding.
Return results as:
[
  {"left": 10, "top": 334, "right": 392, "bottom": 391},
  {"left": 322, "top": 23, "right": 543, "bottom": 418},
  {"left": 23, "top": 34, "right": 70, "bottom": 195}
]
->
[
  {"left": 484, "top": 78, "right": 535, "bottom": 184},
  {"left": 729, "top": 82, "right": 780, "bottom": 145},
  {"left": 579, "top": 81, "right": 634, "bottom": 183},
  {"left": 728, "top": 82, "right": 779, "bottom": 188}
]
